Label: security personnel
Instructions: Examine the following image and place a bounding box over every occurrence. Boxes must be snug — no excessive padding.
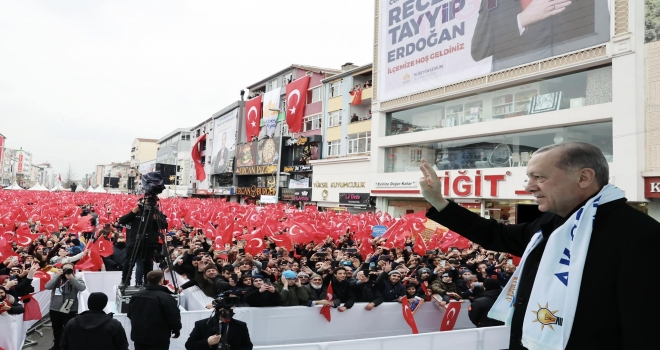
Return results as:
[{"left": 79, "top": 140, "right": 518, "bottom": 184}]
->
[{"left": 185, "top": 294, "right": 253, "bottom": 350}]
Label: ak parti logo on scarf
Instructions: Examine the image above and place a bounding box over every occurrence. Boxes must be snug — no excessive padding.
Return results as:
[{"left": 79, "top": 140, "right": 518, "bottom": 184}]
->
[{"left": 531, "top": 302, "right": 563, "bottom": 330}]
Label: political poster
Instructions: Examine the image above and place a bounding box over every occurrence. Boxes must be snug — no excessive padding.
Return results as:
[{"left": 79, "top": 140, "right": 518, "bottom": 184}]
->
[{"left": 211, "top": 109, "right": 238, "bottom": 175}]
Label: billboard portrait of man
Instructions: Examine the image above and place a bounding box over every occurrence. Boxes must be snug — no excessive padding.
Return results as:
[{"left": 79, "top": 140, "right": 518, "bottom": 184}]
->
[
  {"left": 471, "top": 0, "right": 610, "bottom": 72},
  {"left": 213, "top": 132, "right": 229, "bottom": 174}
]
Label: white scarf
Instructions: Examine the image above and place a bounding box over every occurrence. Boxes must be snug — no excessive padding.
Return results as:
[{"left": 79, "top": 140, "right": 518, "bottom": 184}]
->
[{"left": 488, "top": 184, "right": 624, "bottom": 350}]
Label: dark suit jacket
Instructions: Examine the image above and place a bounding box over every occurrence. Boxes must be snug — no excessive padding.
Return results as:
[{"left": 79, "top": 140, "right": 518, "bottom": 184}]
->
[
  {"left": 213, "top": 147, "right": 229, "bottom": 174},
  {"left": 427, "top": 199, "right": 660, "bottom": 350},
  {"left": 471, "top": 0, "right": 599, "bottom": 71},
  {"left": 185, "top": 317, "right": 253, "bottom": 350}
]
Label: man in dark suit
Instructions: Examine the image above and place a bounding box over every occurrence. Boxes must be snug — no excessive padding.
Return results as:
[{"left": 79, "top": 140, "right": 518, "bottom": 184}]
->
[
  {"left": 213, "top": 132, "right": 229, "bottom": 174},
  {"left": 185, "top": 295, "right": 253, "bottom": 350},
  {"left": 419, "top": 142, "right": 659, "bottom": 350},
  {"left": 471, "top": 0, "right": 605, "bottom": 72}
]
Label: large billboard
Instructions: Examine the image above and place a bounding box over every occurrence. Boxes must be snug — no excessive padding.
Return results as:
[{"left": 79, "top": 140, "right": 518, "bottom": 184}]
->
[
  {"left": 378, "top": 0, "right": 611, "bottom": 101},
  {"left": 235, "top": 137, "right": 281, "bottom": 175},
  {"left": 211, "top": 109, "right": 238, "bottom": 175}
]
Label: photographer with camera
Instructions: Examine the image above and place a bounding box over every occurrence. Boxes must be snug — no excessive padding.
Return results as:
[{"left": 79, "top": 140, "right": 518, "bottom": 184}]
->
[
  {"left": 127, "top": 270, "right": 182, "bottom": 350},
  {"left": 45, "top": 262, "right": 87, "bottom": 350},
  {"left": 118, "top": 196, "right": 168, "bottom": 289},
  {"left": 185, "top": 293, "right": 253, "bottom": 350}
]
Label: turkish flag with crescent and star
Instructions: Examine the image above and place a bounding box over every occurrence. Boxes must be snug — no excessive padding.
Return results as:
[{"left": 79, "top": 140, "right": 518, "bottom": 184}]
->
[
  {"left": 440, "top": 301, "right": 461, "bottom": 331},
  {"left": 191, "top": 133, "right": 207, "bottom": 182},
  {"left": 401, "top": 297, "right": 419, "bottom": 334},
  {"left": 320, "top": 281, "right": 333, "bottom": 322},
  {"left": 285, "top": 76, "right": 310, "bottom": 133},
  {"left": 245, "top": 95, "right": 262, "bottom": 139}
]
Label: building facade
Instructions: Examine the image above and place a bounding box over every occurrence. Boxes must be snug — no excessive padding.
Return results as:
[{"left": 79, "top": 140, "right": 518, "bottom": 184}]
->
[
  {"left": 367, "top": 0, "right": 644, "bottom": 221},
  {"left": 156, "top": 128, "right": 192, "bottom": 196},
  {"left": 130, "top": 138, "right": 158, "bottom": 168},
  {"left": 309, "top": 63, "right": 375, "bottom": 212}
]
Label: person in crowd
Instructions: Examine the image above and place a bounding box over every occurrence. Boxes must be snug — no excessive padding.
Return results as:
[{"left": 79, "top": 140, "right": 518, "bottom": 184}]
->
[
  {"left": 1, "top": 264, "right": 36, "bottom": 299},
  {"left": 323, "top": 266, "right": 355, "bottom": 312},
  {"left": 304, "top": 273, "right": 331, "bottom": 307},
  {"left": 49, "top": 242, "right": 86, "bottom": 266},
  {"left": 0, "top": 285, "right": 24, "bottom": 315},
  {"left": 128, "top": 270, "right": 181, "bottom": 350},
  {"left": 420, "top": 142, "right": 660, "bottom": 349},
  {"left": 460, "top": 274, "right": 484, "bottom": 302},
  {"left": 468, "top": 278, "right": 505, "bottom": 328},
  {"left": 431, "top": 272, "right": 462, "bottom": 305},
  {"left": 274, "top": 270, "right": 309, "bottom": 306},
  {"left": 352, "top": 270, "right": 384, "bottom": 310},
  {"left": 376, "top": 264, "right": 406, "bottom": 302},
  {"left": 103, "top": 234, "right": 128, "bottom": 271},
  {"left": 61, "top": 292, "right": 129, "bottom": 350},
  {"left": 45, "top": 262, "right": 87, "bottom": 350},
  {"left": 350, "top": 113, "right": 359, "bottom": 123},
  {"left": 244, "top": 274, "right": 279, "bottom": 307},
  {"left": 186, "top": 295, "right": 253, "bottom": 350}
]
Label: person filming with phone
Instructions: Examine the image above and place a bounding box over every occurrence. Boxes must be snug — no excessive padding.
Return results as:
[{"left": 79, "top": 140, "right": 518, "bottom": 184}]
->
[
  {"left": 45, "top": 262, "right": 87, "bottom": 350},
  {"left": 419, "top": 142, "right": 660, "bottom": 350}
]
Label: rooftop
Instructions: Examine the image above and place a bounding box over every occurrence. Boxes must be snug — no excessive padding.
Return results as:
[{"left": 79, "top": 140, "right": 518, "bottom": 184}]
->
[
  {"left": 158, "top": 128, "right": 192, "bottom": 144},
  {"left": 246, "top": 64, "right": 342, "bottom": 90},
  {"left": 136, "top": 138, "right": 159, "bottom": 142},
  {"left": 322, "top": 63, "right": 373, "bottom": 83}
]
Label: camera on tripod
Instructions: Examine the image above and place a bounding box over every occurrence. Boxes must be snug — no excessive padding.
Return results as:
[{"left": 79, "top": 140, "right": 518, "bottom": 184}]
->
[{"left": 138, "top": 172, "right": 166, "bottom": 211}]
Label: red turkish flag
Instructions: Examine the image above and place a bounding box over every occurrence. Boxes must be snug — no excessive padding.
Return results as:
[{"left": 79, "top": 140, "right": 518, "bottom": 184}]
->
[
  {"left": 285, "top": 76, "right": 311, "bottom": 133},
  {"left": 76, "top": 244, "right": 103, "bottom": 271},
  {"left": 413, "top": 232, "right": 427, "bottom": 256},
  {"left": 95, "top": 237, "right": 113, "bottom": 258},
  {"left": 439, "top": 230, "right": 469, "bottom": 251},
  {"left": 269, "top": 233, "right": 291, "bottom": 252},
  {"left": 191, "top": 134, "right": 207, "bottom": 182},
  {"left": 15, "top": 224, "right": 39, "bottom": 246},
  {"left": 320, "top": 281, "right": 333, "bottom": 322},
  {"left": 358, "top": 236, "right": 374, "bottom": 260},
  {"left": 286, "top": 220, "right": 314, "bottom": 245},
  {"left": 245, "top": 95, "right": 262, "bottom": 139},
  {"left": 420, "top": 281, "right": 431, "bottom": 301},
  {"left": 33, "top": 270, "right": 51, "bottom": 291},
  {"left": 19, "top": 295, "right": 42, "bottom": 321},
  {"left": 440, "top": 302, "right": 461, "bottom": 331},
  {"left": 0, "top": 236, "right": 18, "bottom": 260},
  {"left": 401, "top": 297, "right": 419, "bottom": 334},
  {"left": 204, "top": 221, "right": 217, "bottom": 239},
  {"left": 242, "top": 231, "right": 265, "bottom": 256},
  {"left": 350, "top": 88, "right": 362, "bottom": 106}
]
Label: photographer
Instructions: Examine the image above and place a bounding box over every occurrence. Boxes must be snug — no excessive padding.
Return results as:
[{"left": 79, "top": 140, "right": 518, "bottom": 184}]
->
[
  {"left": 118, "top": 197, "right": 167, "bottom": 289},
  {"left": 45, "top": 262, "right": 87, "bottom": 350},
  {"left": 128, "top": 270, "right": 181, "bottom": 350},
  {"left": 185, "top": 294, "right": 253, "bottom": 350}
]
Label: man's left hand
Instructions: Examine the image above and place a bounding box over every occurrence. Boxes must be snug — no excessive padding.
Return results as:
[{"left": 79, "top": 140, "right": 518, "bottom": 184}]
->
[{"left": 338, "top": 306, "right": 347, "bottom": 312}]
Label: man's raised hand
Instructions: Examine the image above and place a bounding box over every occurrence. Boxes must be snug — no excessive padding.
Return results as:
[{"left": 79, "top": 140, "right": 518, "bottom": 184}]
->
[{"left": 419, "top": 159, "right": 449, "bottom": 212}]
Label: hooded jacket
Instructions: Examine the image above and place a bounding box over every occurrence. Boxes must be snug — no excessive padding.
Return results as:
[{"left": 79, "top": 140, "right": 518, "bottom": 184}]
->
[
  {"left": 61, "top": 310, "right": 129, "bottom": 350},
  {"left": 431, "top": 279, "right": 461, "bottom": 299},
  {"left": 274, "top": 281, "right": 309, "bottom": 306}
]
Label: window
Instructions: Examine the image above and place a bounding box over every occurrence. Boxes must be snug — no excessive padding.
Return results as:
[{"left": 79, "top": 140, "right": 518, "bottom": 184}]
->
[
  {"left": 330, "top": 81, "right": 342, "bottom": 97},
  {"left": 385, "top": 65, "right": 613, "bottom": 136},
  {"left": 327, "top": 140, "right": 341, "bottom": 157},
  {"left": 384, "top": 122, "right": 613, "bottom": 172},
  {"left": 303, "top": 114, "right": 322, "bottom": 131},
  {"left": 282, "top": 72, "right": 293, "bottom": 85},
  {"left": 267, "top": 78, "right": 278, "bottom": 91},
  {"left": 181, "top": 134, "right": 190, "bottom": 141},
  {"left": 281, "top": 123, "right": 292, "bottom": 137},
  {"left": 328, "top": 110, "right": 342, "bottom": 127},
  {"left": 307, "top": 87, "right": 321, "bottom": 104},
  {"left": 347, "top": 132, "right": 371, "bottom": 155}
]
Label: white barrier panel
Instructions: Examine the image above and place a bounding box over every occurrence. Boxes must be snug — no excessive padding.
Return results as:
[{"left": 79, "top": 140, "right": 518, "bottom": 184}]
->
[
  {"left": 108, "top": 301, "right": 476, "bottom": 349},
  {"left": 253, "top": 327, "right": 510, "bottom": 350},
  {"left": 0, "top": 288, "right": 52, "bottom": 350}
]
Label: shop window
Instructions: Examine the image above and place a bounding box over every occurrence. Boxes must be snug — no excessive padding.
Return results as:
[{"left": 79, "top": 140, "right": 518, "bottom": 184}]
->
[
  {"left": 327, "top": 140, "right": 341, "bottom": 157},
  {"left": 347, "top": 132, "right": 371, "bottom": 154},
  {"left": 385, "top": 65, "right": 612, "bottom": 136},
  {"left": 384, "top": 122, "right": 613, "bottom": 173},
  {"left": 328, "top": 110, "right": 342, "bottom": 127}
]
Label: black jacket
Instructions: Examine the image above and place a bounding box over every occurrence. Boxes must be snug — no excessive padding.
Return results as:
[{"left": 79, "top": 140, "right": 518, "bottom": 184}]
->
[
  {"left": 118, "top": 209, "right": 167, "bottom": 248},
  {"left": 244, "top": 286, "right": 280, "bottom": 307},
  {"left": 468, "top": 289, "right": 505, "bottom": 328},
  {"left": 103, "top": 245, "right": 128, "bottom": 271},
  {"left": 61, "top": 310, "right": 129, "bottom": 350},
  {"left": 323, "top": 274, "right": 355, "bottom": 309},
  {"left": 127, "top": 284, "right": 181, "bottom": 345},
  {"left": 351, "top": 279, "right": 384, "bottom": 305},
  {"left": 427, "top": 199, "right": 660, "bottom": 350},
  {"left": 376, "top": 272, "right": 406, "bottom": 302},
  {"left": 185, "top": 317, "right": 253, "bottom": 350}
]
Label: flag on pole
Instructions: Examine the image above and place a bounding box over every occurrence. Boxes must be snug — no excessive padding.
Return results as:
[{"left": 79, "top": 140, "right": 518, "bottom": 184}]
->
[{"left": 320, "top": 282, "right": 333, "bottom": 322}]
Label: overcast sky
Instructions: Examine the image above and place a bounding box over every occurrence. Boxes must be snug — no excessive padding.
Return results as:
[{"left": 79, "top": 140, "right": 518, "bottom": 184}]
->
[{"left": 0, "top": 0, "right": 374, "bottom": 179}]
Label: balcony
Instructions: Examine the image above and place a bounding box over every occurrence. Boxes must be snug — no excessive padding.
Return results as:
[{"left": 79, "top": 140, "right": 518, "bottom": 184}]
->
[{"left": 328, "top": 95, "right": 342, "bottom": 112}]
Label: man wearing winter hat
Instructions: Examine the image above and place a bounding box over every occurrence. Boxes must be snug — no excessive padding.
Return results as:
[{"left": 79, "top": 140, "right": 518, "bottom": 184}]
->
[
  {"left": 274, "top": 270, "right": 309, "bottom": 306},
  {"left": 61, "top": 292, "right": 129, "bottom": 350},
  {"left": 431, "top": 272, "right": 462, "bottom": 305},
  {"left": 375, "top": 263, "right": 406, "bottom": 302},
  {"left": 304, "top": 273, "right": 330, "bottom": 307},
  {"left": 468, "top": 278, "right": 505, "bottom": 328}
]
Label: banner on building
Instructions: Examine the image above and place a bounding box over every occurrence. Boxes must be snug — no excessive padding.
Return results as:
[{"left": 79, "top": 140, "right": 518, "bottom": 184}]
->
[
  {"left": 288, "top": 178, "right": 310, "bottom": 189},
  {"left": 17, "top": 153, "right": 24, "bottom": 173},
  {"left": 235, "top": 137, "right": 281, "bottom": 175},
  {"left": 378, "top": 0, "right": 611, "bottom": 101},
  {"left": 211, "top": 109, "right": 238, "bottom": 175},
  {"left": 262, "top": 89, "right": 281, "bottom": 137}
]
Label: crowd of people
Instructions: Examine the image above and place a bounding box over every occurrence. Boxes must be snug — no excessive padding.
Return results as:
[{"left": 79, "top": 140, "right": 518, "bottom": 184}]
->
[{"left": 0, "top": 190, "right": 516, "bottom": 350}]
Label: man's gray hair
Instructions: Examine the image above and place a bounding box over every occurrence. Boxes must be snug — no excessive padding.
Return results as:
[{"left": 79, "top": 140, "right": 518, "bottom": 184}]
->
[{"left": 534, "top": 142, "right": 609, "bottom": 187}]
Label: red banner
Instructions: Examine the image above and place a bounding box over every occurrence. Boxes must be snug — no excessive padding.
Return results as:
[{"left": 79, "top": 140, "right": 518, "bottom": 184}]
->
[
  {"left": 245, "top": 96, "right": 262, "bottom": 140},
  {"left": 440, "top": 302, "right": 461, "bottom": 331},
  {"left": 285, "top": 76, "right": 311, "bottom": 133},
  {"left": 350, "top": 88, "right": 362, "bottom": 106},
  {"left": 191, "top": 134, "right": 207, "bottom": 182},
  {"left": 320, "top": 281, "right": 333, "bottom": 322}
]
